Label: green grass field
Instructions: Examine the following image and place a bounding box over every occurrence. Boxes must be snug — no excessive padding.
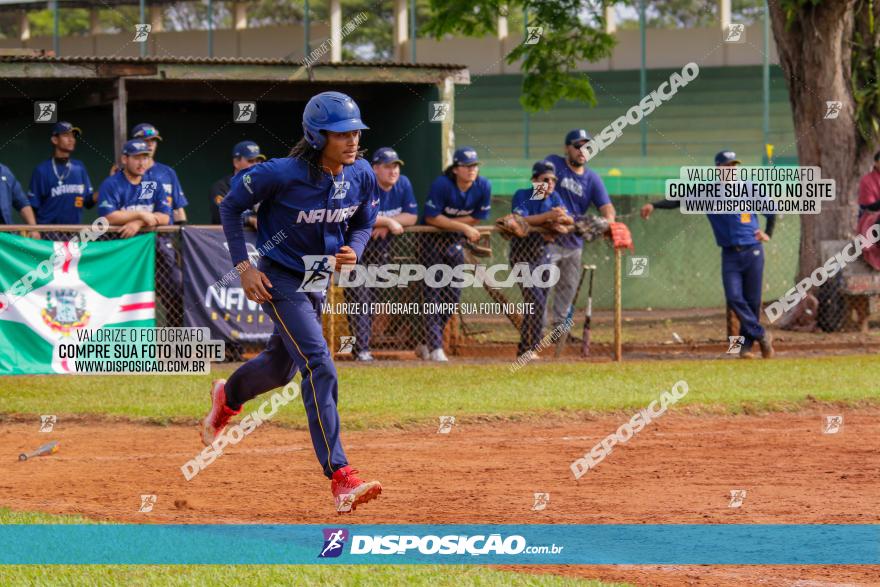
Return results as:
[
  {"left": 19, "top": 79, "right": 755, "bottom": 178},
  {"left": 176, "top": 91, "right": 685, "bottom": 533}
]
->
[
  {"left": 1, "top": 355, "right": 877, "bottom": 429},
  {"left": 1, "top": 355, "right": 875, "bottom": 586}
]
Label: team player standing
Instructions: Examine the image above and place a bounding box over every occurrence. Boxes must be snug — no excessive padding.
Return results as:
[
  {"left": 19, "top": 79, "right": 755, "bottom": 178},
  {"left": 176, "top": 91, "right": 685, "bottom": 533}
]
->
[
  {"left": 641, "top": 150, "right": 775, "bottom": 359},
  {"left": 27, "top": 122, "right": 94, "bottom": 227},
  {"left": 417, "top": 146, "right": 492, "bottom": 362},
  {"left": 510, "top": 160, "right": 574, "bottom": 356},
  {"left": 344, "top": 147, "right": 418, "bottom": 361},
  {"left": 544, "top": 129, "right": 615, "bottom": 332}
]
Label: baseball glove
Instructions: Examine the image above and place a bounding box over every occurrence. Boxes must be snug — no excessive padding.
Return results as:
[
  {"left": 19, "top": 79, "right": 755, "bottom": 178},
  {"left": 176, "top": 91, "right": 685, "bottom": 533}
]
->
[
  {"left": 608, "top": 222, "right": 634, "bottom": 250},
  {"left": 572, "top": 215, "right": 610, "bottom": 242},
  {"left": 548, "top": 222, "right": 573, "bottom": 234},
  {"left": 494, "top": 213, "right": 530, "bottom": 240},
  {"left": 462, "top": 240, "right": 493, "bottom": 257}
]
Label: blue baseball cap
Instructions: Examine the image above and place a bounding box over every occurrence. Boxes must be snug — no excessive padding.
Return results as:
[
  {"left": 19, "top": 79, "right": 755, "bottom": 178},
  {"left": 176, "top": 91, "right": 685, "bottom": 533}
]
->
[
  {"left": 371, "top": 147, "right": 404, "bottom": 166},
  {"left": 131, "top": 123, "right": 162, "bottom": 141},
  {"left": 232, "top": 140, "right": 266, "bottom": 160},
  {"left": 122, "top": 139, "right": 152, "bottom": 156},
  {"left": 452, "top": 146, "right": 479, "bottom": 166},
  {"left": 531, "top": 159, "right": 557, "bottom": 179},
  {"left": 52, "top": 121, "right": 81, "bottom": 137},
  {"left": 565, "top": 129, "right": 592, "bottom": 146},
  {"left": 715, "top": 150, "right": 741, "bottom": 166}
]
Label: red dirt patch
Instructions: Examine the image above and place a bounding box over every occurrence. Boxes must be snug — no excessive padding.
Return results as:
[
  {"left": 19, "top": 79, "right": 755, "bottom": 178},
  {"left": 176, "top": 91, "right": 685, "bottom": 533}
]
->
[{"left": 1, "top": 410, "right": 878, "bottom": 586}]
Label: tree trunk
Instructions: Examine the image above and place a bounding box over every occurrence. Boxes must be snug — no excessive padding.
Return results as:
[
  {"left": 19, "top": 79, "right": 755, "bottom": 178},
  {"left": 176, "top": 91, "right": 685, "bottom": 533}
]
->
[{"left": 768, "top": 0, "right": 876, "bottom": 278}]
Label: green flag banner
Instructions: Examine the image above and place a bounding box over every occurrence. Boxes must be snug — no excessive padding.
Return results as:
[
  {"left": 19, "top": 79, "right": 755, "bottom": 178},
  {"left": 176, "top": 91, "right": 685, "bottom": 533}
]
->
[{"left": 0, "top": 233, "right": 156, "bottom": 375}]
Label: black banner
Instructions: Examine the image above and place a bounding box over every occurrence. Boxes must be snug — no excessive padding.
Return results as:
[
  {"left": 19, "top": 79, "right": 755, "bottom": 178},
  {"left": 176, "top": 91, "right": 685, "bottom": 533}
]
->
[{"left": 182, "top": 227, "right": 273, "bottom": 350}]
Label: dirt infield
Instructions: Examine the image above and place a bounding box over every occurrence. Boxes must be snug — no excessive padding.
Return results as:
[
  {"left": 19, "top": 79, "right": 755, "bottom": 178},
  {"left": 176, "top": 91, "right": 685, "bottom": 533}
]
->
[{"left": 1, "top": 409, "right": 878, "bottom": 586}]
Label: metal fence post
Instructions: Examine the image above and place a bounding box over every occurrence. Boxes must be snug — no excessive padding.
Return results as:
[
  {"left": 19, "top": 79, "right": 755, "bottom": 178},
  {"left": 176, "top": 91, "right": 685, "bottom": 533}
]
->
[{"left": 614, "top": 247, "right": 623, "bottom": 361}]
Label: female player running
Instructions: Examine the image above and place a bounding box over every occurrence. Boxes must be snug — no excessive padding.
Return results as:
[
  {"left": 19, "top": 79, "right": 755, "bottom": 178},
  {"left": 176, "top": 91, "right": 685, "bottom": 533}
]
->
[{"left": 203, "top": 91, "right": 382, "bottom": 513}]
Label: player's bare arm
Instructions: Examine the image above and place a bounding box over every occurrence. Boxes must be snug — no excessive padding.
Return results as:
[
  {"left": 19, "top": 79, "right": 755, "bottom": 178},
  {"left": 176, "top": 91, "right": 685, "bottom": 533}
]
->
[
  {"left": 104, "top": 209, "right": 153, "bottom": 225},
  {"left": 524, "top": 207, "right": 572, "bottom": 226},
  {"left": 373, "top": 215, "right": 404, "bottom": 234},
  {"left": 20, "top": 205, "right": 39, "bottom": 239},
  {"left": 426, "top": 213, "right": 481, "bottom": 241}
]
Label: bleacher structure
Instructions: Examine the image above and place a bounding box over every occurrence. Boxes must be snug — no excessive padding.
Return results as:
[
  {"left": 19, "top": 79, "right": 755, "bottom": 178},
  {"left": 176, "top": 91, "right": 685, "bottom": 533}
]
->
[{"left": 456, "top": 65, "right": 798, "bottom": 196}]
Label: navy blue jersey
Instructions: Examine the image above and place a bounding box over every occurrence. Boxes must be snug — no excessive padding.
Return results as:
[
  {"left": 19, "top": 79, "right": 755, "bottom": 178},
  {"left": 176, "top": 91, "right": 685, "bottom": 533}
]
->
[
  {"left": 510, "top": 188, "right": 563, "bottom": 263},
  {"left": 220, "top": 156, "right": 379, "bottom": 272},
  {"left": 707, "top": 211, "right": 774, "bottom": 248},
  {"left": 96, "top": 171, "right": 173, "bottom": 217},
  {"left": 511, "top": 187, "right": 565, "bottom": 217},
  {"left": 377, "top": 175, "right": 418, "bottom": 217},
  {"left": 545, "top": 154, "right": 610, "bottom": 248},
  {"left": 144, "top": 161, "right": 187, "bottom": 215},
  {"left": 0, "top": 164, "right": 29, "bottom": 225},
  {"left": 423, "top": 175, "right": 492, "bottom": 221},
  {"left": 27, "top": 158, "right": 94, "bottom": 224}
]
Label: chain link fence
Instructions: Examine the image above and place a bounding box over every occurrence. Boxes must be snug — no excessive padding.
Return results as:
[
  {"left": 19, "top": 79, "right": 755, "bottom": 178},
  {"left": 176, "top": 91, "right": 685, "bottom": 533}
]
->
[{"left": 3, "top": 215, "right": 878, "bottom": 362}]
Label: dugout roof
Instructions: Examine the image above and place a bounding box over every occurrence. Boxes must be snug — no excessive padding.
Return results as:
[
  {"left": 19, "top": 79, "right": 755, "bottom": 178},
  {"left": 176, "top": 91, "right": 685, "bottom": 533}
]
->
[{"left": 0, "top": 55, "right": 468, "bottom": 223}]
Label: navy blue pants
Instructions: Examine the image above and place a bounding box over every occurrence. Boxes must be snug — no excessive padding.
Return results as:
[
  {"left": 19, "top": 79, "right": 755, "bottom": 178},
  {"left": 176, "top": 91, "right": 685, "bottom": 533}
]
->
[
  {"left": 421, "top": 235, "right": 464, "bottom": 351},
  {"left": 344, "top": 238, "right": 391, "bottom": 354},
  {"left": 225, "top": 257, "right": 347, "bottom": 479},
  {"left": 721, "top": 244, "right": 765, "bottom": 346},
  {"left": 512, "top": 236, "right": 550, "bottom": 356}
]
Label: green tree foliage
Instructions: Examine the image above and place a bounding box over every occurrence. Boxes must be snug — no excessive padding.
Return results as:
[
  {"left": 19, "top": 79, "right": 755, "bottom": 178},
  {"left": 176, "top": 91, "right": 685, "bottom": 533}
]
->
[
  {"left": 27, "top": 8, "right": 91, "bottom": 37},
  {"left": 614, "top": 0, "right": 764, "bottom": 29},
  {"left": 422, "top": 0, "right": 615, "bottom": 112}
]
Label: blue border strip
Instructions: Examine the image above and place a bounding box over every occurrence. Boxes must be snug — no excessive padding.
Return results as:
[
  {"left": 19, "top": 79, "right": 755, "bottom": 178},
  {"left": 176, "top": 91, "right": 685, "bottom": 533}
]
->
[{"left": 1, "top": 525, "right": 877, "bottom": 565}]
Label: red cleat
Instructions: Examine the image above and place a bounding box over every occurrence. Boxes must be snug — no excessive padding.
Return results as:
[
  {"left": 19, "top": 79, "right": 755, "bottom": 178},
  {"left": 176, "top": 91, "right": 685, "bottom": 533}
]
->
[
  {"left": 331, "top": 465, "right": 382, "bottom": 514},
  {"left": 201, "top": 379, "right": 241, "bottom": 446}
]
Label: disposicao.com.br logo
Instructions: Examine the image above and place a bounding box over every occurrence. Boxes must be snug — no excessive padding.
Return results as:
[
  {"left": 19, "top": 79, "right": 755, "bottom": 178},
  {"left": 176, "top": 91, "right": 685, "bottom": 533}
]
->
[{"left": 318, "top": 529, "right": 563, "bottom": 557}]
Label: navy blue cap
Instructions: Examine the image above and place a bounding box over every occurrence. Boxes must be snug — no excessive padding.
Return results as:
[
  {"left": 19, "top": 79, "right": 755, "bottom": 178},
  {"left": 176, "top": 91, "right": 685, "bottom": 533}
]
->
[
  {"left": 714, "top": 150, "right": 741, "bottom": 166},
  {"left": 371, "top": 147, "right": 404, "bottom": 166},
  {"left": 52, "top": 121, "right": 81, "bottom": 137},
  {"left": 122, "top": 139, "right": 152, "bottom": 156},
  {"left": 565, "top": 129, "right": 592, "bottom": 145},
  {"left": 232, "top": 140, "right": 266, "bottom": 160},
  {"left": 531, "top": 159, "right": 557, "bottom": 179},
  {"left": 452, "top": 146, "right": 479, "bottom": 166},
  {"left": 131, "top": 123, "right": 162, "bottom": 141}
]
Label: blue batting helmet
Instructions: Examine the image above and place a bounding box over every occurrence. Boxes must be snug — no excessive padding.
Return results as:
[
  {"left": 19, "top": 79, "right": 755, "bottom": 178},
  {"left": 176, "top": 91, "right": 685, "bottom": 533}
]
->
[{"left": 302, "top": 91, "right": 369, "bottom": 150}]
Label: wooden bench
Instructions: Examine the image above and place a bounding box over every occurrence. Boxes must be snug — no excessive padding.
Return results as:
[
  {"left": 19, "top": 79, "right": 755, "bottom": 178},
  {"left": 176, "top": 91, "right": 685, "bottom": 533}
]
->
[{"left": 820, "top": 239, "right": 880, "bottom": 332}]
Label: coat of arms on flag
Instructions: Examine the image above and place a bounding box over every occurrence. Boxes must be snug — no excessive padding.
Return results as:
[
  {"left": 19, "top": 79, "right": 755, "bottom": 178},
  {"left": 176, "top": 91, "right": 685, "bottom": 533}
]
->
[{"left": 0, "top": 233, "right": 156, "bottom": 375}]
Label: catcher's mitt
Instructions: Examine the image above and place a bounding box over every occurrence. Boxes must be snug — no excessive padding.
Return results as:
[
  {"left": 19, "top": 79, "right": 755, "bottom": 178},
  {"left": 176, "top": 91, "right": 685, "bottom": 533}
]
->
[
  {"left": 572, "top": 215, "right": 609, "bottom": 242},
  {"left": 494, "top": 213, "right": 530, "bottom": 240},
  {"left": 608, "top": 222, "right": 634, "bottom": 250}
]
